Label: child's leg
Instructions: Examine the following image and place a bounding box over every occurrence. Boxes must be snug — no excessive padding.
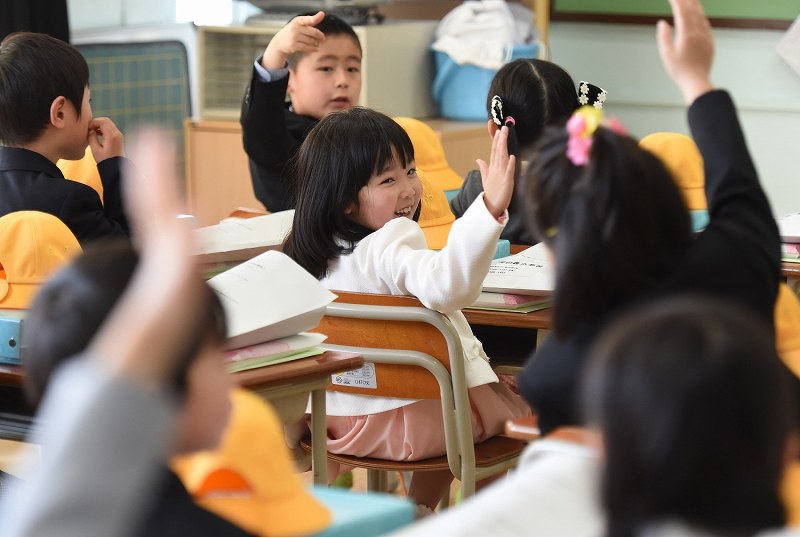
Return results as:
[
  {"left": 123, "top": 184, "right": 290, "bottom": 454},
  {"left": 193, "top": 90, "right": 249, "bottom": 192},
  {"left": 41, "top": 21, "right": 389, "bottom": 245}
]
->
[{"left": 408, "top": 470, "right": 454, "bottom": 510}]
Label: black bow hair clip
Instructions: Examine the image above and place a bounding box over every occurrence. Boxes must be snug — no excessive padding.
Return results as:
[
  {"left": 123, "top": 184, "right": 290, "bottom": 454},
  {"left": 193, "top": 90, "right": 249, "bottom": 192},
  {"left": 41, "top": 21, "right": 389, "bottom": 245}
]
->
[{"left": 578, "top": 81, "right": 608, "bottom": 109}]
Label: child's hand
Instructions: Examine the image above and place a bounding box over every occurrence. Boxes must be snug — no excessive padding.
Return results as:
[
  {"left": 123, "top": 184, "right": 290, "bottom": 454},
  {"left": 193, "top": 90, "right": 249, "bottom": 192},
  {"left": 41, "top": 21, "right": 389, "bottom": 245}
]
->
[
  {"left": 657, "top": 0, "right": 714, "bottom": 104},
  {"left": 478, "top": 126, "right": 516, "bottom": 220},
  {"left": 261, "top": 11, "right": 326, "bottom": 70},
  {"left": 88, "top": 128, "right": 204, "bottom": 389},
  {"left": 88, "top": 117, "right": 125, "bottom": 162}
]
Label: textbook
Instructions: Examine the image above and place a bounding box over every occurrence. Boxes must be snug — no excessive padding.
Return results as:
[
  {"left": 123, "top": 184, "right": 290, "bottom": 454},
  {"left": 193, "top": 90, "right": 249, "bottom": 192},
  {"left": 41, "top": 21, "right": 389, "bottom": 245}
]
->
[
  {"left": 208, "top": 251, "right": 336, "bottom": 350},
  {"left": 225, "top": 332, "right": 327, "bottom": 373},
  {"left": 481, "top": 243, "right": 555, "bottom": 295},
  {"left": 783, "top": 243, "right": 800, "bottom": 262},
  {"left": 777, "top": 213, "right": 800, "bottom": 244},
  {"left": 194, "top": 210, "right": 294, "bottom": 264},
  {"left": 468, "top": 292, "right": 550, "bottom": 313}
]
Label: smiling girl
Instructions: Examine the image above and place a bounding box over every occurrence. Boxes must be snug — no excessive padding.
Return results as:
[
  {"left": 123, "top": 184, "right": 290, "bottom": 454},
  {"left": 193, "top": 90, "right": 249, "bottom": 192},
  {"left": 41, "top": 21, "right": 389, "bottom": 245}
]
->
[{"left": 283, "top": 107, "right": 530, "bottom": 510}]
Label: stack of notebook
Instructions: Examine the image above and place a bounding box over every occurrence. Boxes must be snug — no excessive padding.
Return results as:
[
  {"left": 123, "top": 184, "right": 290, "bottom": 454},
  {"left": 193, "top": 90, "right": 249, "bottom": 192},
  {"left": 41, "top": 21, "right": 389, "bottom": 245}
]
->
[
  {"left": 472, "top": 243, "right": 554, "bottom": 313},
  {"left": 778, "top": 213, "right": 800, "bottom": 263},
  {"left": 208, "top": 251, "right": 336, "bottom": 373},
  {"left": 194, "top": 210, "right": 295, "bottom": 277}
]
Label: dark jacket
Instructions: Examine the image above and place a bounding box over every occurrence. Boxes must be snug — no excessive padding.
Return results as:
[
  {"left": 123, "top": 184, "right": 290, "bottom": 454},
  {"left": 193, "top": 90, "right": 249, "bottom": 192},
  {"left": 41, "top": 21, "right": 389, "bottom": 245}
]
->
[
  {"left": 449, "top": 169, "right": 536, "bottom": 245},
  {"left": 240, "top": 68, "right": 317, "bottom": 212},
  {"left": 519, "top": 91, "right": 783, "bottom": 435},
  {"left": 0, "top": 146, "right": 129, "bottom": 245},
  {"left": 136, "top": 469, "right": 255, "bottom": 537}
]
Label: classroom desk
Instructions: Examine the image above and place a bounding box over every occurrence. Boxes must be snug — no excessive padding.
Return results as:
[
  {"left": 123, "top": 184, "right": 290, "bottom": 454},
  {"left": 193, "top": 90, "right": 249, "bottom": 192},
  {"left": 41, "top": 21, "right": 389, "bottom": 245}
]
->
[
  {"left": 234, "top": 350, "right": 363, "bottom": 485},
  {"left": 462, "top": 307, "right": 552, "bottom": 331},
  {"left": 783, "top": 261, "right": 800, "bottom": 280},
  {"left": 0, "top": 351, "right": 364, "bottom": 486}
]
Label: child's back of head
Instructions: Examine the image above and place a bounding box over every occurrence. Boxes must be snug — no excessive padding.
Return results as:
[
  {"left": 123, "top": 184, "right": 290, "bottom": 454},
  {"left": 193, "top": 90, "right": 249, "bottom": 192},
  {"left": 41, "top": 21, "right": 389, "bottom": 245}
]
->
[
  {"left": 23, "top": 240, "right": 227, "bottom": 413},
  {"left": 584, "top": 295, "right": 796, "bottom": 537},
  {"left": 487, "top": 58, "right": 578, "bottom": 159},
  {"left": 522, "top": 110, "right": 692, "bottom": 335},
  {"left": 0, "top": 32, "right": 88, "bottom": 147}
]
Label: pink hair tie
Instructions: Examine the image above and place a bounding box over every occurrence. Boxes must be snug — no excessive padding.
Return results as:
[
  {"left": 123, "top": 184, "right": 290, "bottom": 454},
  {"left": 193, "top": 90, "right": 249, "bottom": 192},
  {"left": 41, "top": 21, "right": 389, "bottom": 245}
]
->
[
  {"left": 564, "top": 106, "right": 627, "bottom": 167},
  {"left": 504, "top": 116, "right": 516, "bottom": 127}
]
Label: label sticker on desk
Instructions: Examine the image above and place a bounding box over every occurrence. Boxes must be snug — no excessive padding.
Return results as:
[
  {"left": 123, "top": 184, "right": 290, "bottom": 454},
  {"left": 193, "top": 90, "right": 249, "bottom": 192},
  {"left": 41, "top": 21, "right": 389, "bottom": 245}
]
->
[{"left": 331, "top": 363, "right": 377, "bottom": 389}]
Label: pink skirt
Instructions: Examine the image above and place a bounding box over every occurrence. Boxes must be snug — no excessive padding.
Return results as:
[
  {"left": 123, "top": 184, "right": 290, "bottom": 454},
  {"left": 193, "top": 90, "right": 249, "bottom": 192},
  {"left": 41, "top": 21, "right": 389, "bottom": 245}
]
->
[{"left": 322, "top": 382, "right": 531, "bottom": 479}]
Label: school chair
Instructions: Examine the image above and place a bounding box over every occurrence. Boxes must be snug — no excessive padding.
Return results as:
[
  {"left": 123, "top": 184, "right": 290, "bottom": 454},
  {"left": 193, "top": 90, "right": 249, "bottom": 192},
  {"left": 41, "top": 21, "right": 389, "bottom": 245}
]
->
[{"left": 304, "top": 291, "right": 527, "bottom": 500}]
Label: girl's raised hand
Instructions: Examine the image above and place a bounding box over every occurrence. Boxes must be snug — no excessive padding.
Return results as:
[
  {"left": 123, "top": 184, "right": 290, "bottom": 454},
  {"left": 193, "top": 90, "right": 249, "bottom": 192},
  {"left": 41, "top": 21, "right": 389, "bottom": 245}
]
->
[
  {"left": 478, "top": 126, "right": 516, "bottom": 220},
  {"left": 657, "top": 0, "right": 714, "bottom": 104}
]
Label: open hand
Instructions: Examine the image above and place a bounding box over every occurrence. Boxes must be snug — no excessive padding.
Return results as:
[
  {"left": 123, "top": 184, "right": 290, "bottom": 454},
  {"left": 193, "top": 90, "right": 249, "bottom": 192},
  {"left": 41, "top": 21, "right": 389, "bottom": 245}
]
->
[
  {"left": 478, "top": 126, "right": 516, "bottom": 220},
  {"left": 657, "top": 0, "right": 714, "bottom": 104}
]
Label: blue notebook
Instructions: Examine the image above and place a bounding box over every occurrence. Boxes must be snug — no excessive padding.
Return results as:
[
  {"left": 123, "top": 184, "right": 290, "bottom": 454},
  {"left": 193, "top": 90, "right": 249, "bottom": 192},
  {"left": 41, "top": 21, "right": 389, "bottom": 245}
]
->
[{"left": 310, "top": 486, "right": 414, "bottom": 537}]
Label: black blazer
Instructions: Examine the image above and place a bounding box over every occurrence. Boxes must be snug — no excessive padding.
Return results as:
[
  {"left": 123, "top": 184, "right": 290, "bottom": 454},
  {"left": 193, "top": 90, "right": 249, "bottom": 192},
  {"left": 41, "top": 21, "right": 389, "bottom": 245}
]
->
[
  {"left": 240, "top": 67, "right": 317, "bottom": 212},
  {"left": 0, "top": 146, "right": 129, "bottom": 246}
]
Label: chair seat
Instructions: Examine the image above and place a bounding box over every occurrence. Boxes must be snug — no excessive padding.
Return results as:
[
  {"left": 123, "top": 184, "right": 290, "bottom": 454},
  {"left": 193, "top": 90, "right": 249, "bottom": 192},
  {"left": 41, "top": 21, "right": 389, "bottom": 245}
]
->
[{"left": 300, "top": 435, "right": 526, "bottom": 473}]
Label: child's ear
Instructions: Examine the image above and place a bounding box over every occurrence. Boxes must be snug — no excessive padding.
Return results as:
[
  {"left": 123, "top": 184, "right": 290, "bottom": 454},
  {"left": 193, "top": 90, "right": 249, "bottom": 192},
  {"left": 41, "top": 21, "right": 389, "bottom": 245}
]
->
[
  {"left": 344, "top": 202, "right": 355, "bottom": 215},
  {"left": 487, "top": 119, "right": 499, "bottom": 139},
  {"left": 50, "top": 96, "right": 68, "bottom": 128}
]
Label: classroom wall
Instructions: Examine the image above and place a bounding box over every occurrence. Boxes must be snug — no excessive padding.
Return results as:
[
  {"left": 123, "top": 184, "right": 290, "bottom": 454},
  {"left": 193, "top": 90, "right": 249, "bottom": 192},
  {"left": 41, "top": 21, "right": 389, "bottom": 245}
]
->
[
  {"left": 549, "top": 21, "right": 800, "bottom": 216},
  {"left": 65, "top": 2, "right": 800, "bottom": 216},
  {"left": 68, "top": 0, "right": 177, "bottom": 30}
]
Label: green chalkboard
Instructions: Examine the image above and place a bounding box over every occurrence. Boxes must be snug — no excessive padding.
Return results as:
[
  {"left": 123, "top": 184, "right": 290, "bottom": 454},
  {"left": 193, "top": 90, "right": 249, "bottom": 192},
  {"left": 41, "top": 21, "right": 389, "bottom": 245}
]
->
[{"left": 552, "top": 0, "right": 800, "bottom": 29}]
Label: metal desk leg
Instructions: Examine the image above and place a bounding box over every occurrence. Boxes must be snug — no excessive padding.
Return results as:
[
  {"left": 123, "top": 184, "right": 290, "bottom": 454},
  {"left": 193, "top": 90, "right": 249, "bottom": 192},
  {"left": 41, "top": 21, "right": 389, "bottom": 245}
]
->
[{"left": 310, "top": 388, "right": 328, "bottom": 485}]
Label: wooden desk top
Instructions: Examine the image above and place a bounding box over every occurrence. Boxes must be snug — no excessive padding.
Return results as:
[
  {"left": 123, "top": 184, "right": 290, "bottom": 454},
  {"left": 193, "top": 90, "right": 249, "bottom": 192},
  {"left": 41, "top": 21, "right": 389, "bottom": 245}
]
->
[
  {"left": 463, "top": 307, "right": 552, "bottom": 330},
  {"left": 233, "top": 351, "right": 363, "bottom": 390},
  {"left": 784, "top": 261, "right": 800, "bottom": 279},
  {"left": 0, "top": 351, "right": 364, "bottom": 392}
]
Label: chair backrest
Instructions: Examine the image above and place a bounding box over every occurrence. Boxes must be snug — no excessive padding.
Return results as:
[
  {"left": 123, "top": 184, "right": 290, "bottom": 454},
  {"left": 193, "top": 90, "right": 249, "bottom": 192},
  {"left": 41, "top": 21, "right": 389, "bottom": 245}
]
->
[{"left": 311, "top": 292, "right": 460, "bottom": 400}]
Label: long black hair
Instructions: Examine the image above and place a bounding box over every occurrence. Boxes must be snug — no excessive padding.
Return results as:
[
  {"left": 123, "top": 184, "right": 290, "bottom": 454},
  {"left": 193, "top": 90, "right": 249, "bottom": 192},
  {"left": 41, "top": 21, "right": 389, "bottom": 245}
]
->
[
  {"left": 522, "top": 125, "right": 692, "bottom": 337},
  {"left": 283, "top": 107, "right": 415, "bottom": 279},
  {"left": 584, "top": 295, "right": 796, "bottom": 537}
]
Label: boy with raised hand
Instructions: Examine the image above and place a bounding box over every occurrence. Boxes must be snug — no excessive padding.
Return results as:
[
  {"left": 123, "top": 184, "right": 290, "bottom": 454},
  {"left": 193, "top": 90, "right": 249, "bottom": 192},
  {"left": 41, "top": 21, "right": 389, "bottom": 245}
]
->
[
  {"left": 240, "top": 11, "right": 362, "bottom": 212},
  {"left": 0, "top": 32, "right": 130, "bottom": 245}
]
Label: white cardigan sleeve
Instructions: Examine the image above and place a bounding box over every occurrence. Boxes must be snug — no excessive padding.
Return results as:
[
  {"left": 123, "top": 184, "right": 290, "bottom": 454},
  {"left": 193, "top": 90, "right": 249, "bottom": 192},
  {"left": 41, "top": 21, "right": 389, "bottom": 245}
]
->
[{"left": 359, "top": 194, "right": 506, "bottom": 313}]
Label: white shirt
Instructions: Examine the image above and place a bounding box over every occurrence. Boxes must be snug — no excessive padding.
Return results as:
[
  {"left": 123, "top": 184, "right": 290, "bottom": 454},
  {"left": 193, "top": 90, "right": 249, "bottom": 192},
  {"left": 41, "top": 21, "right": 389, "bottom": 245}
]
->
[
  {"left": 321, "top": 194, "right": 506, "bottom": 416},
  {"left": 386, "top": 437, "right": 603, "bottom": 537}
]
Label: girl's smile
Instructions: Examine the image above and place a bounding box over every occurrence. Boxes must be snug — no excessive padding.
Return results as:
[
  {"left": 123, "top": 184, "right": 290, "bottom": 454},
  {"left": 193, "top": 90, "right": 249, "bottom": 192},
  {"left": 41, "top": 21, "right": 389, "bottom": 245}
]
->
[{"left": 347, "top": 152, "right": 421, "bottom": 231}]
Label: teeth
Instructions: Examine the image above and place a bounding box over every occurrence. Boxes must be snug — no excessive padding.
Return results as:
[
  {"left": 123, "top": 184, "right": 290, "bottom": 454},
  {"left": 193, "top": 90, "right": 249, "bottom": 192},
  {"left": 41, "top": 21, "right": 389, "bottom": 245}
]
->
[{"left": 395, "top": 207, "right": 411, "bottom": 216}]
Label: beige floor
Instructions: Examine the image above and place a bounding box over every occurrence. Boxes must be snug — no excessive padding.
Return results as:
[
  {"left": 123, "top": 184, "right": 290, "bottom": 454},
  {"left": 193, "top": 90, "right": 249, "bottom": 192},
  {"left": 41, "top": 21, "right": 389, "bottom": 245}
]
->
[{"left": 0, "top": 438, "right": 40, "bottom": 479}]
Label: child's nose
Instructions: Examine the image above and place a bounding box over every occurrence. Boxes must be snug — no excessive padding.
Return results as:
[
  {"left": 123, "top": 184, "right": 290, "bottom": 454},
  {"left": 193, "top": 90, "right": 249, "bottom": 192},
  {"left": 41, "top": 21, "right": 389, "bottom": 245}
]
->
[{"left": 335, "top": 69, "right": 349, "bottom": 88}]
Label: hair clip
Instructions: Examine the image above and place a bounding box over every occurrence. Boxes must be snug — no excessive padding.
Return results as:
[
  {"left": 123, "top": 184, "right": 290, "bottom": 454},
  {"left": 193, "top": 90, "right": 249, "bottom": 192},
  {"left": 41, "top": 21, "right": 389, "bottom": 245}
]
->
[
  {"left": 566, "top": 106, "right": 602, "bottom": 166},
  {"left": 545, "top": 226, "right": 559, "bottom": 239},
  {"left": 578, "top": 81, "right": 608, "bottom": 109},
  {"left": 490, "top": 95, "right": 504, "bottom": 127},
  {"left": 566, "top": 106, "right": 628, "bottom": 167}
]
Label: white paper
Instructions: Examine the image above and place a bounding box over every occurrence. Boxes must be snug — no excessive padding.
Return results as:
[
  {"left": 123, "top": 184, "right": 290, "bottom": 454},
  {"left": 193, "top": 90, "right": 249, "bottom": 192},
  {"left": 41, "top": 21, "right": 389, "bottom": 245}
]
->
[
  {"left": 778, "top": 16, "right": 800, "bottom": 77},
  {"left": 208, "top": 251, "right": 336, "bottom": 349},
  {"left": 482, "top": 243, "right": 555, "bottom": 295},
  {"left": 193, "top": 210, "right": 294, "bottom": 262},
  {"left": 778, "top": 213, "right": 800, "bottom": 243}
]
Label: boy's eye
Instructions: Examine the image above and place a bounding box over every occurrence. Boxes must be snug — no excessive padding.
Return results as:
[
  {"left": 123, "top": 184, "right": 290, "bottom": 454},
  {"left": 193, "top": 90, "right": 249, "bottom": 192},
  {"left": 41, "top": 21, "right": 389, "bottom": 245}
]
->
[
  {"left": 318, "top": 66, "right": 334, "bottom": 72},
  {"left": 347, "top": 67, "right": 361, "bottom": 73},
  {"left": 380, "top": 177, "right": 395, "bottom": 185},
  {"left": 407, "top": 168, "right": 417, "bottom": 177}
]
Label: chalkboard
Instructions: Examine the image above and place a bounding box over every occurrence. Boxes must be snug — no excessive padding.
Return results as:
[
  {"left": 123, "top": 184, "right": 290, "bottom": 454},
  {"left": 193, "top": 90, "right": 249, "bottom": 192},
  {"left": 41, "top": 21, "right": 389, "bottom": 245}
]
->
[{"left": 552, "top": 0, "right": 800, "bottom": 29}]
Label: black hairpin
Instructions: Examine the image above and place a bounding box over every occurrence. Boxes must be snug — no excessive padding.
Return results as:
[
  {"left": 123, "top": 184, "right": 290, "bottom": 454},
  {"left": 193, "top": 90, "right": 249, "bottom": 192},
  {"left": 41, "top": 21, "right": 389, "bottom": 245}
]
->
[{"left": 578, "top": 81, "right": 608, "bottom": 109}]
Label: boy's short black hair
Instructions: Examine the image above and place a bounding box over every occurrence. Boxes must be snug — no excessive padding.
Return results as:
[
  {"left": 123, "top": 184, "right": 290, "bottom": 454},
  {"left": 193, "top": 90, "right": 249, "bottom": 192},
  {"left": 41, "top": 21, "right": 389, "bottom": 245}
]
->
[
  {"left": 286, "top": 12, "right": 361, "bottom": 69},
  {"left": 22, "top": 240, "right": 227, "bottom": 409},
  {"left": 0, "top": 32, "right": 89, "bottom": 146}
]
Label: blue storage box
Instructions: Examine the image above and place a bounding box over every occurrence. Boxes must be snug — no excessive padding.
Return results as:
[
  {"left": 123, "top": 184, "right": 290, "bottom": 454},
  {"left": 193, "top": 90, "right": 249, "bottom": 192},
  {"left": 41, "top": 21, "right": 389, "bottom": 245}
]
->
[
  {"left": 432, "top": 43, "right": 540, "bottom": 121},
  {"left": 310, "top": 486, "right": 414, "bottom": 537}
]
